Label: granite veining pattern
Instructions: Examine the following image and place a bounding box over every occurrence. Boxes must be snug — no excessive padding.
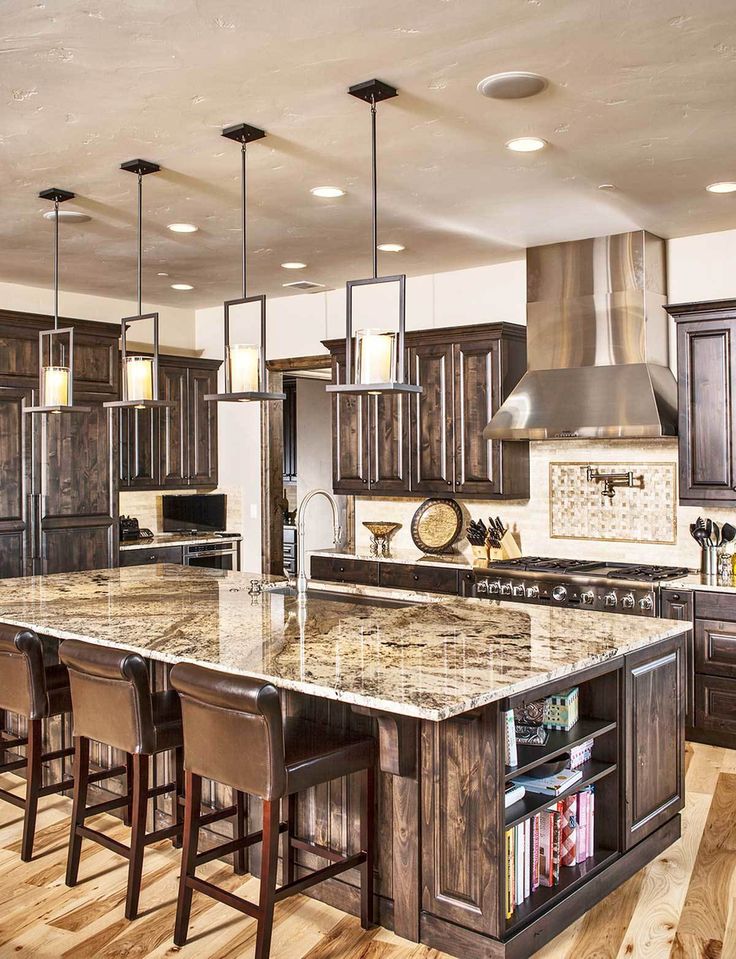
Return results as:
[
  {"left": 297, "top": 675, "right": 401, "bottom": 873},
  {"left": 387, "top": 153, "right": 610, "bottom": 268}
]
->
[{"left": 0, "top": 566, "right": 689, "bottom": 721}]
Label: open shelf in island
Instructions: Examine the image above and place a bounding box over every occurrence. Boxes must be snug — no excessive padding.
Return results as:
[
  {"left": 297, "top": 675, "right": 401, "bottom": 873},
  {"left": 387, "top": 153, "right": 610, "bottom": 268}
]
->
[
  {"left": 505, "top": 717, "right": 618, "bottom": 782},
  {"left": 505, "top": 759, "right": 617, "bottom": 828}
]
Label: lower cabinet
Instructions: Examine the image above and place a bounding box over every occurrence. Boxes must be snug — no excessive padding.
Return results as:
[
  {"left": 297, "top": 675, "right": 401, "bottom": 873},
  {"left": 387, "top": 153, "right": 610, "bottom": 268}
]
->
[
  {"left": 695, "top": 674, "right": 736, "bottom": 737},
  {"left": 119, "top": 546, "right": 184, "bottom": 567},
  {"left": 624, "top": 635, "right": 685, "bottom": 850},
  {"left": 689, "top": 590, "right": 736, "bottom": 747},
  {"left": 310, "top": 555, "right": 470, "bottom": 596},
  {"left": 310, "top": 555, "right": 379, "bottom": 586}
]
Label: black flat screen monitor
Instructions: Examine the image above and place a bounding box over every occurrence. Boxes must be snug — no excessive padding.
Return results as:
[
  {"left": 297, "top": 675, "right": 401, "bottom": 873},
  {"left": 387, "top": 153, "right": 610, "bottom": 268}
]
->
[{"left": 162, "top": 494, "right": 226, "bottom": 533}]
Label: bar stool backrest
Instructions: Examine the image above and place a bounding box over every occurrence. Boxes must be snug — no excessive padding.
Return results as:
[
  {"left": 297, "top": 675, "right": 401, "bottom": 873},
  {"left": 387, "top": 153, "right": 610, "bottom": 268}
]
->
[
  {"left": 0, "top": 624, "right": 48, "bottom": 719},
  {"left": 170, "top": 663, "right": 286, "bottom": 801},
  {"left": 60, "top": 640, "right": 155, "bottom": 754}
]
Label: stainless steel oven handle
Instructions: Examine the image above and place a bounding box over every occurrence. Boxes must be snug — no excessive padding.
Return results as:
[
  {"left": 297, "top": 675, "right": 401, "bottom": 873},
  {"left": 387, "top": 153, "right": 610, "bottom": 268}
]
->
[{"left": 184, "top": 548, "right": 238, "bottom": 558}]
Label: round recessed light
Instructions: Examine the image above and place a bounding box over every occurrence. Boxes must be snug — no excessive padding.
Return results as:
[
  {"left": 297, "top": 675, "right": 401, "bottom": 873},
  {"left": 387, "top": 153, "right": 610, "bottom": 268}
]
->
[
  {"left": 157, "top": 272, "right": 169, "bottom": 276},
  {"left": 378, "top": 243, "right": 405, "bottom": 253},
  {"left": 281, "top": 261, "right": 307, "bottom": 269},
  {"left": 597, "top": 183, "right": 617, "bottom": 191},
  {"left": 706, "top": 181, "right": 736, "bottom": 194},
  {"left": 310, "top": 186, "right": 345, "bottom": 198},
  {"left": 506, "top": 136, "right": 547, "bottom": 153},
  {"left": 167, "top": 223, "right": 199, "bottom": 233},
  {"left": 477, "top": 72, "right": 548, "bottom": 100},
  {"left": 42, "top": 209, "right": 91, "bottom": 223},
  {"left": 171, "top": 283, "right": 193, "bottom": 291}
]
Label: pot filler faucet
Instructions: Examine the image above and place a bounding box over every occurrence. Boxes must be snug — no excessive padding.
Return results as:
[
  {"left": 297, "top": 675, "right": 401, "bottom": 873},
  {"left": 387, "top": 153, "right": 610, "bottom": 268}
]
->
[{"left": 296, "top": 489, "right": 342, "bottom": 597}]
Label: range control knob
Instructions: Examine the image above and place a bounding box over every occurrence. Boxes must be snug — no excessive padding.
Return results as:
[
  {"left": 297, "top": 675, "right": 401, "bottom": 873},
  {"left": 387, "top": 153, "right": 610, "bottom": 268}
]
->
[
  {"left": 488, "top": 580, "right": 501, "bottom": 595},
  {"left": 512, "top": 584, "right": 525, "bottom": 597},
  {"left": 622, "top": 592, "right": 635, "bottom": 610},
  {"left": 551, "top": 585, "right": 567, "bottom": 602},
  {"left": 526, "top": 585, "right": 540, "bottom": 599},
  {"left": 604, "top": 591, "right": 618, "bottom": 608},
  {"left": 581, "top": 590, "right": 595, "bottom": 605},
  {"left": 500, "top": 582, "right": 512, "bottom": 595},
  {"left": 476, "top": 579, "right": 489, "bottom": 594},
  {"left": 639, "top": 595, "right": 654, "bottom": 612}
]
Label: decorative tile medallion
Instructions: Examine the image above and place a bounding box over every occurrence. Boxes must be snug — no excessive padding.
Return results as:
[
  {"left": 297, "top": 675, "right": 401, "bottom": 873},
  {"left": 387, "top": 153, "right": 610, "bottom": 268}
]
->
[{"left": 549, "top": 462, "right": 677, "bottom": 544}]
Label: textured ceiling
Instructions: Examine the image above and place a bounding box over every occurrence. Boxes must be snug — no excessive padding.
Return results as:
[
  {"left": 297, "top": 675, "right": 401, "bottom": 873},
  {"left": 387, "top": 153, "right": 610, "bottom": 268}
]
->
[{"left": 3, "top": 0, "right": 736, "bottom": 309}]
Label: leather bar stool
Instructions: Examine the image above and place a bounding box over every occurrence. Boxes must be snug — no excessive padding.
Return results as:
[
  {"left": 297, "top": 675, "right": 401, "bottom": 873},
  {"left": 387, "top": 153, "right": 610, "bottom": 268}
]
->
[
  {"left": 0, "top": 623, "right": 76, "bottom": 861},
  {"left": 60, "top": 640, "right": 190, "bottom": 921},
  {"left": 170, "top": 663, "right": 376, "bottom": 959}
]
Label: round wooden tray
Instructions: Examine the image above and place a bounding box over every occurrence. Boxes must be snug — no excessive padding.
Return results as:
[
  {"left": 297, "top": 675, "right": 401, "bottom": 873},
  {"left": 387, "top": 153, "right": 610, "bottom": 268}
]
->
[{"left": 410, "top": 498, "right": 463, "bottom": 554}]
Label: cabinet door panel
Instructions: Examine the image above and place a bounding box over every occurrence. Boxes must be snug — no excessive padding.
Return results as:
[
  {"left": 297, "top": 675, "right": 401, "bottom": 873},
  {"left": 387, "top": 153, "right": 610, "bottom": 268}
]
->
[
  {"left": 453, "top": 339, "right": 498, "bottom": 496},
  {"left": 188, "top": 368, "right": 218, "bottom": 487},
  {"left": 160, "top": 365, "right": 188, "bottom": 487},
  {"left": 677, "top": 320, "right": 736, "bottom": 501},
  {"left": 0, "top": 387, "right": 32, "bottom": 577},
  {"left": 695, "top": 674, "right": 736, "bottom": 737},
  {"left": 409, "top": 342, "right": 454, "bottom": 494},
  {"left": 41, "top": 526, "right": 113, "bottom": 574},
  {"left": 368, "top": 392, "right": 409, "bottom": 493},
  {"left": 695, "top": 618, "right": 736, "bottom": 678},
  {"left": 624, "top": 635, "right": 685, "bottom": 850},
  {"left": 73, "top": 333, "right": 119, "bottom": 396},
  {"left": 332, "top": 353, "right": 369, "bottom": 493},
  {"left": 119, "top": 407, "right": 160, "bottom": 488}
]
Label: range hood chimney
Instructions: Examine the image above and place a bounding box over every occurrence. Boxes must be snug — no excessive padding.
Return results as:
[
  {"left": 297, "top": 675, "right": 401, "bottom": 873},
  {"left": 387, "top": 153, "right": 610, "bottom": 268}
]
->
[{"left": 484, "top": 230, "right": 678, "bottom": 441}]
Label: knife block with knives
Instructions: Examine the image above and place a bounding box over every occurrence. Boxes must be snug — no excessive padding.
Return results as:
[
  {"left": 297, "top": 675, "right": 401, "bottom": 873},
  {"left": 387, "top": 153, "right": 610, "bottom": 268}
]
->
[{"left": 467, "top": 516, "right": 521, "bottom": 566}]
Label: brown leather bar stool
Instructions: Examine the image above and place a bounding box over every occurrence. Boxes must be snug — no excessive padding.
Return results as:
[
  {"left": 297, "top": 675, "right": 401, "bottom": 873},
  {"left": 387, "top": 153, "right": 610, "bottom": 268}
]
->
[
  {"left": 170, "top": 663, "right": 376, "bottom": 959},
  {"left": 60, "top": 640, "right": 189, "bottom": 920},
  {"left": 0, "top": 623, "right": 76, "bottom": 861}
]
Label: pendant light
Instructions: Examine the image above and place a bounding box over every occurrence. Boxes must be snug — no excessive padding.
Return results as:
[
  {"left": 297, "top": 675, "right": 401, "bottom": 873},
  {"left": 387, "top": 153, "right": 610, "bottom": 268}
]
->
[
  {"left": 326, "top": 79, "right": 421, "bottom": 398},
  {"left": 104, "top": 159, "right": 172, "bottom": 411},
  {"left": 205, "top": 123, "right": 285, "bottom": 403},
  {"left": 26, "top": 189, "right": 91, "bottom": 415}
]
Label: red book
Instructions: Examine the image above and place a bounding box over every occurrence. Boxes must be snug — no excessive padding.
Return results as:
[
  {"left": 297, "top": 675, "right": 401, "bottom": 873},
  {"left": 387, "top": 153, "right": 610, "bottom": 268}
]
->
[{"left": 560, "top": 794, "right": 577, "bottom": 867}]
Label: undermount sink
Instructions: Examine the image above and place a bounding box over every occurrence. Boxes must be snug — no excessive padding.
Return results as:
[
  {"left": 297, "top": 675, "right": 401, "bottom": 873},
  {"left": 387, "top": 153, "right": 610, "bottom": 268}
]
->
[{"left": 265, "top": 585, "right": 414, "bottom": 609}]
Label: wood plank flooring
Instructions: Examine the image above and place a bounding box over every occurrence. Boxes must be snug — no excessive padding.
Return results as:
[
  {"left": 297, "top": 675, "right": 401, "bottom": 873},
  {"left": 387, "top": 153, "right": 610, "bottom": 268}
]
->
[{"left": 0, "top": 742, "right": 734, "bottom": 959}]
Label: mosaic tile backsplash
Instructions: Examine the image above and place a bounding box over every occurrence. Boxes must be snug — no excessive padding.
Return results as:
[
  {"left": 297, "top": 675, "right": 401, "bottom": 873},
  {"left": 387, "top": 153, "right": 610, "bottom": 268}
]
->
[{"left": 549, "top": 462, "right": 677, "bottom": 544}]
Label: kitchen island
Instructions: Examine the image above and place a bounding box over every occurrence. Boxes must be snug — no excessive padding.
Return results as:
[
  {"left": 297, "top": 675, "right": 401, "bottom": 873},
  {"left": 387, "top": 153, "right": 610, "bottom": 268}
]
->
[{"left": 0, "top": 565, "right": 689, "bottom": 958}]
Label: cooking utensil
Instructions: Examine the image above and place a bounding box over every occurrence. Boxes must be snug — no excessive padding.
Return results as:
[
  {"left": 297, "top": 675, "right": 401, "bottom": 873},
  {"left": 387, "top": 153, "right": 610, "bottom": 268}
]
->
[{"left": 722, "top": 523, "right": 736, "bottom": 544}]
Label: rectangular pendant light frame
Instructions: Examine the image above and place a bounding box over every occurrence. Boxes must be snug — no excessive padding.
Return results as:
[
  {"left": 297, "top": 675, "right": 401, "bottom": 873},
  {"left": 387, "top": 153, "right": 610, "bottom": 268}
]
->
[
  {"left": 25, "top": 326, "right": 92, "bottom": 414},
  {"left": 326, "top": 273, "right": 421, "bottom": 396},
  {"left": 205, "top": 294, "right": 286, "bottom": 402},
  {"left": 103, "top": 311, "right": 173, "bottom": 409}
]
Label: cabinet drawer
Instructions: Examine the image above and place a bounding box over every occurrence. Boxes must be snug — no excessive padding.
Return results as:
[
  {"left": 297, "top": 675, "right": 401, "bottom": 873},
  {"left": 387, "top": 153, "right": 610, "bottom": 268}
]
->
[
  {"left": 695, "top": 618, "right": 736, "bottom": 677},
  {"left": 310, "top": 556, "right": 379, "bottom": 586},
  {"left": 379, "top": 562, "right": 459, "bottom": 595},
  {"left": 660, "top": 588, "right": 693, "bottom": 621},
  {"left": 695, "top": 674, "right": 736, "bottom": 736},
  {"left": 695, "top": 591, "right": 736, "bottom": 623},
  {"left": 120, "top": 546, "right": 184, "bottom": 567}
]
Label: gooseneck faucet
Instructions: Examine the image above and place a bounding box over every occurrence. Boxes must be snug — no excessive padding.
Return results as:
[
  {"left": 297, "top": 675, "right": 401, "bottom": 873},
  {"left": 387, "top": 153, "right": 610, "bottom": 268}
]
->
[{"left": 296, "top": 488, "right": 342, "bottom": 597}]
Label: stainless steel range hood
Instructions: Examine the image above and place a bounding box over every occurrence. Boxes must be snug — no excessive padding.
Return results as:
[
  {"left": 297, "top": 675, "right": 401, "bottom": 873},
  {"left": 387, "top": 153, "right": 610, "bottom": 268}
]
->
[{"left": 484, "top": 231, "right": 678, "bottom": 441}]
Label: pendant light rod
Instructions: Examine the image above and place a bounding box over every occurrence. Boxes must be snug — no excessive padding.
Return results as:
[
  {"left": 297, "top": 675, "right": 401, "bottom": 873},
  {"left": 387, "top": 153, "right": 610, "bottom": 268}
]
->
[
  {"left": 120, "top": 159, "right": 160, "bottom": 316},
  {"left": 222, "top": 123, "right": 266, "bottom": 299},
  {"left": 39, "top": 188, "right": 75, "bottom": 329}
]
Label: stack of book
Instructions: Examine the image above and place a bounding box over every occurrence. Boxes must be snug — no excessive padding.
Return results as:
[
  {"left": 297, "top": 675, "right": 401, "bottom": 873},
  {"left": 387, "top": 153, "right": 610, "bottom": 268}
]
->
[{"left": 504, "top": 785, "right": 596, "bottom": 919}]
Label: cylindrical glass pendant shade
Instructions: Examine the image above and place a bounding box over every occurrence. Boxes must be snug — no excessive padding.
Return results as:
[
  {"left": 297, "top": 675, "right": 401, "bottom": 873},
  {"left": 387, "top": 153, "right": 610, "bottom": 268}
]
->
[
  {"left": 355, "top": 329, "right": 395, "bottom": 386},
  {"left": 42, "top": 366, "right": 70, "bottom": 407},
  {"left": 228, "top": 343, "right": 260, "bottom": 393},
  {"left": 125, "top": 356, "right": 154, "bottom": 403}
]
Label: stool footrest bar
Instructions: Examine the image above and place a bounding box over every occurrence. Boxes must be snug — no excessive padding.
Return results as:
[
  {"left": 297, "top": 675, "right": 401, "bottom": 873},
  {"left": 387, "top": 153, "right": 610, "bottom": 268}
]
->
[
  {"left": 186, "top": 876, "right": 260, "bottom": 920},
  {"left": 274, "top": 852, "right": 366, "bottom": 901},
  {"left": 76, "top": 825, "right": 130, "bottom": 859}
]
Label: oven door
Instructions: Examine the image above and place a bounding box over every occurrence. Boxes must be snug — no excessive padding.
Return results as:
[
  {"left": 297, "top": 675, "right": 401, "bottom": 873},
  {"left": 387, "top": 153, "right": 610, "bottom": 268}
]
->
[{"left": 183, "top": 545, "right": 238, "bottom": 570}]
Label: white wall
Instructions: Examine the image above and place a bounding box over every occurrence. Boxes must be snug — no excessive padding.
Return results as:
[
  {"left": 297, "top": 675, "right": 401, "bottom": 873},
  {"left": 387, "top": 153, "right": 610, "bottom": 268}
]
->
[
  {"left": 669, "top": 229, "right": 736, "bottom": 303},
  {"left": 0, "top": 279, "right": 197, "bottom": 351}
]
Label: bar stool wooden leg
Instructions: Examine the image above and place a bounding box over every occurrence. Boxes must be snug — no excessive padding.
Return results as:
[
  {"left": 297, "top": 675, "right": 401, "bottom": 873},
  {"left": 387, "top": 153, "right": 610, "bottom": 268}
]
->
[
  {"left": 174, "top": 770, "right": 202, "bottom": 947},
  {"left": 125, "top": 753, "right": 149, "bottom": 921},
  {"left": 360, "top": 766, "right": 375, "bottom": 929},
  {"left": 255, "top": 799, "right": 280, "bottom": 959},
  {"left": 172, "top": 746, "right": 184, "bottom": 849},
  {"left": 285, "top": 793, "right": 297, "bottom": 885},
  {"left": 20, "top": 719, "right": 42, "bottom": 862},
  {"left": 234, "top": 789, "right": 247, "bottom": 875},
  {"left": 123, "top": 753, "right": 134, "bottom": 828},
  {"left": 66, "top": 735, "right": 90, "bottom": 887}
]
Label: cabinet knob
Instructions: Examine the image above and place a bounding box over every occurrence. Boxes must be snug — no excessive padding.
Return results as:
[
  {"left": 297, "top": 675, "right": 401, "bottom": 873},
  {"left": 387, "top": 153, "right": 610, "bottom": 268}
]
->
[
  {"left": 413, "top": 574, "right": 419, "bottom": 581},
  {"left": 447, "top": 480, "right": 452, "bottom": 486},
  {"left": 671, "top": 593, "right": 680, "bottom": 601},
  {"left": 148, "top": 554, "right": 156, "bottom": 561},
  {"left": 363, "top": 479, "right": 368, "bottom": 484}
]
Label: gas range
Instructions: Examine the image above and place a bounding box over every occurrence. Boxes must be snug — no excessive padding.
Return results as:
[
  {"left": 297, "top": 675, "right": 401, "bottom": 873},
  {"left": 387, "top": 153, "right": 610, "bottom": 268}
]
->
[{"left": 474, "top": 556, "right": 690, "bottom": 617}]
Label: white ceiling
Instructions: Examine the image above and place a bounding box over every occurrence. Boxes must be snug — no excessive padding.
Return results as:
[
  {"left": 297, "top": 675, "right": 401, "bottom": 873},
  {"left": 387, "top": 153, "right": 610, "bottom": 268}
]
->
[{"left": 3, "top": 0, "right": 736, "bottom": 309}]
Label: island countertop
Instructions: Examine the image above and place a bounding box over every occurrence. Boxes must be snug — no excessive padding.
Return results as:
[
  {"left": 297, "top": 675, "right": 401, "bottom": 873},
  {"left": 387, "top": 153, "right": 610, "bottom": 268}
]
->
[{"left": 0, "top": 565, "right": 689, "bottom": 722}]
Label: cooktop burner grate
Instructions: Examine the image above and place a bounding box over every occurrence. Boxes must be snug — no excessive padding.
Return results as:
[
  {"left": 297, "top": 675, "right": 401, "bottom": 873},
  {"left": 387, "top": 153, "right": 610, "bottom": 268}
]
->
[{"left": 485, "top": 556, "right": 690, "bottom": 581}]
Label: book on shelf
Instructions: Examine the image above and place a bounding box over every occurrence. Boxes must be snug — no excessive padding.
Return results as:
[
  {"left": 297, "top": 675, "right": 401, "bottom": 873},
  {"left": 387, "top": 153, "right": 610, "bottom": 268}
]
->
[
  {"left": 504, "top": 709, "right": 518, "bottom": 767},
  {"left": 511, "top": 766, "right": 583, "bottom": 796},
  {"left": 569, "top": 737, "right": 595, "bottom": 769},
  {"left": 505, "top": 783, "right": 526, "bottom": 808}
]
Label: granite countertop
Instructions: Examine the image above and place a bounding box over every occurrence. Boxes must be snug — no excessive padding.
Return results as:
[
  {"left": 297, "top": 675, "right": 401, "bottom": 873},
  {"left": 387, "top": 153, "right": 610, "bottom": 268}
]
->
[
  {"left": 120, "top": 533, "right": 241, "bottom": 551},
  {"left": 666, "top": 572, "right": 736, "bottom": 594},
  {"left": 0, "top": 566, "right": 689, "bottom": 721},
  {"left": 312, "top": 547, "right": 474, "bottom": 571}
]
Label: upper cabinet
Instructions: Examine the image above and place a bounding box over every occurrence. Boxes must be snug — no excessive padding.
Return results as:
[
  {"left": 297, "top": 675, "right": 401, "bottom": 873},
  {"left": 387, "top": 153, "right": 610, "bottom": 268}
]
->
[
  {"left": 326, "top": 323, "right": 529, "bottom": 499},
  {"left": 668, "top": 300, "right": 736, "bottom": 504}
]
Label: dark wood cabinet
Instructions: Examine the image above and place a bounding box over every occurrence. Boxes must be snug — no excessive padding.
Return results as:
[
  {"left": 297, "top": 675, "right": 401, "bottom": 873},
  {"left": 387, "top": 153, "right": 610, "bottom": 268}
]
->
[
  {"left": 624, "top": 636, "right": 685, "bottom": 850},
  {"left": 311, "top": 554, "right": 474, "bottom": 597},
  {"left": 688, "top": 589, "right": 736, "bottom": 747},
  {"left": 378, "top": 561, "right": 459, "bottom": 595},
  {"left": 310, "top": 554, "right": 380, "bottom": 586},
  {"left": 119, "top": 545, "right": 184, "bottom": 567},
  {"left": 326, "top": 323, "right": 529, "bottom": 500},
  {"left": 159, "top": 363, "right": 187, "bottom": 487},
  {"left": 669, "top": 300, "right": 736, "bottom": 504},
  {"left": 0, "top": 386, "right": 33, "bottom": 579},
  {"left": 282, "top": 377, "right": 297, "bottom": 483},
  {"left": 119, "top": 406, "right": 160, "bottom": 488},
  {"left": 660, "top": 588, "right": 694, "bottom": 726},
  {"left": 187, "top": 366, "right": 218, "bottom": 486}
]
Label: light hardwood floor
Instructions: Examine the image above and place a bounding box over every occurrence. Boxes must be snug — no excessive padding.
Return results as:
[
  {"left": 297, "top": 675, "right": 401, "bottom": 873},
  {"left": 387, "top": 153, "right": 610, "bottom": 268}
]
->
[{"left": 0, "top": 741, "right": 733, "bottom": 959}]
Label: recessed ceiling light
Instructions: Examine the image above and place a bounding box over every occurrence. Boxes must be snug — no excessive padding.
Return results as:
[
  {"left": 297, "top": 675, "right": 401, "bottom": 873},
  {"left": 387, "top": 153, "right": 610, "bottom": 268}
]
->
[
  {"left": 378, "top": 242, "right": 405, "bottom": 252},
  {"left": 167, "top": 223, "right": 199, "bottom": 233},
  {"left": 157, "top": 271, "right": 169, "bottom": 276},
  {"left": 477, "top": 72, "right": 548, "bottom": 100},
  {"left": 42, "top": 209, "right": 91, "bottom": 223},
  {"left": 506, "top": 136, "right": 547, "bottom": 153},
  {"left": 281, "top": 261, "right": 307, "bottom": 269},
  {"left": 171, "top": 283, "right": 193, "bottom": 290},
  {"left": 310, "top": 186, "right": 345, "bottom": 198},
  {"left": 706, "top": 181, "right": 736, "bottom": 194},
  {"left": 597, "top": 183, "right": 617, "bottom": 191}
]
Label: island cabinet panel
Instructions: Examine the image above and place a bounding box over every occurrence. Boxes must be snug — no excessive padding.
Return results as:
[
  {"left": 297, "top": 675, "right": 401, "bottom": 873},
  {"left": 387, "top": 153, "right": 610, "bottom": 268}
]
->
[
  {"left": 310, "top": 555, "right": 380, "bottom": 586},
  {"left": 624, "top": 636, "right": 685, "bottom": 851},
  {"left": 421, "top": 705, "right": 502, "bottom": 937},
  {"left": 0, "top": 387, "right": 33, "bottom": 578}
]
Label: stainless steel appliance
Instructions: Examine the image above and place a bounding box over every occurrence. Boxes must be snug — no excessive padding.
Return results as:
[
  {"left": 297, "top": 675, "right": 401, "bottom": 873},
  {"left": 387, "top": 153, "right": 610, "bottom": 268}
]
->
[
  {"left": 474, "top": 556, "right": 690, "bottom": 617},
  {"left": 183, "top": 539, "right": 240, "bottom": 571}
]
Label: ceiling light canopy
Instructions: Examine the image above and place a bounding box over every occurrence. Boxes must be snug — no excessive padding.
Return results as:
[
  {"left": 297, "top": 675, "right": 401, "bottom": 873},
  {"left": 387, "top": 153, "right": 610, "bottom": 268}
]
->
[
  {"left": 706, "top": 181, "right": 736, "bottom": 194},
  {"left": 171, "top": 283, "right": 193, "bottom": 290},
  {"left": 281, "top": 261, "right": 307, "bottom": 269},
  {"left": 477, "top": 71, "right": 548, "bottom": 100},
  {"left": 167, "top": 222, "right": 198, "bottom": 233},
  {"left": 378, "top": 242, "right": 405, "bottom": 252},
  {"left": 311, "top": 186, "right": 345, "bottom": 198},
  {"left": 506, "top": 136, "right": 547, "bottom": 153}
]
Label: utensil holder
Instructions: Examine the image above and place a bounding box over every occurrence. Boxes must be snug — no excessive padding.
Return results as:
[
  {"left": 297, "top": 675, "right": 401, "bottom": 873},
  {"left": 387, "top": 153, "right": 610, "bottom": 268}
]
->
[{"left": 702, "top": 545, "right": 718, "bottom": 577}]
